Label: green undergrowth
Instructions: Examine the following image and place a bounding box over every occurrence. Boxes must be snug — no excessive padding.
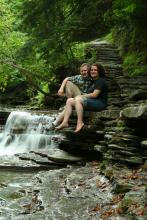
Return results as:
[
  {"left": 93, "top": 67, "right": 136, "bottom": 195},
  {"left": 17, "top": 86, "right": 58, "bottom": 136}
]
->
[{"left": 123, "top": 52, "right": 147, "bottom": 76}]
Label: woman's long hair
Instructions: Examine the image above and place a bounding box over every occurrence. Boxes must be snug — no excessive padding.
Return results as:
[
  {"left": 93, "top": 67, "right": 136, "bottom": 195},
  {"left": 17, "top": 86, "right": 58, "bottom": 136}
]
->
[{"left": 91, "top": 63, "right": 106, "bottom": 77}]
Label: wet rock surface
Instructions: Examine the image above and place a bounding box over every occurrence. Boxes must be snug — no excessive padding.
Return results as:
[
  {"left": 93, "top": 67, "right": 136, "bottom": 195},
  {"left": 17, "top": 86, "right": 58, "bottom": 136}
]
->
[{"left": 0, "top": 161, "right": 146, "bottom": 219}]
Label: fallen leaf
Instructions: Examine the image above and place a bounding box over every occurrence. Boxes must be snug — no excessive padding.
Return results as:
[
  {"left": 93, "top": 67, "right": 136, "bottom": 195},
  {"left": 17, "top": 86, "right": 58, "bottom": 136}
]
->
[
  {"left": 115, "top": 207, "right": 124, "bottom": 214},
  {"left": 135, "top": 209, "right": 145, "bottom": 216},
  {"left": 32, "top": 195, "right": 38, "bottom": 203},
  {"left": 110, "top": 194, "right": 124, "bottom": 204},
  {"left": 89, "top": 203, "right": 101, "bottom": 215},
  {"left": 101, "top": 209, "right": 114, "bottom": 218},
  {"left": 129, "top": 174, "right": 138, "bottom": 180}
]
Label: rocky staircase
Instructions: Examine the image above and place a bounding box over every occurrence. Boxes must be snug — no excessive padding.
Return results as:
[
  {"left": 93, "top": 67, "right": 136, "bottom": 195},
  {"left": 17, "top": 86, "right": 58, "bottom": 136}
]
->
[
  {"left": 57, "top": 40, "right": 147, "bottom": 165},
  {"left": 86, "top": 40, "right": 124, "bottom": 109}
]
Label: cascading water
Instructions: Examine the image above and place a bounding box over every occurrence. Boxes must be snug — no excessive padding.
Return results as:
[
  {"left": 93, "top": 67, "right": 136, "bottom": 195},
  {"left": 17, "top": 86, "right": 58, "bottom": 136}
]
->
[{"left": 0, "top": 111, "right": 63, "bottom": 155}]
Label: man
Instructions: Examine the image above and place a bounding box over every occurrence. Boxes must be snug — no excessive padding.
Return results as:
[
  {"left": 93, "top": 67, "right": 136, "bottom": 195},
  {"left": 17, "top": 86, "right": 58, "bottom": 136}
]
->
[{"left": 46, "top": 63, "right": 93, "bottom": 129}]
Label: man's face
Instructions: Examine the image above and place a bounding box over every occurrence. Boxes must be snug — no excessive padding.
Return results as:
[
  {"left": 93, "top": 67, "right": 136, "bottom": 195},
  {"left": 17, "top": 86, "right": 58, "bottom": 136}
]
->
[{"left": 80, "top": 66, "right": 89, "bottom": 78}]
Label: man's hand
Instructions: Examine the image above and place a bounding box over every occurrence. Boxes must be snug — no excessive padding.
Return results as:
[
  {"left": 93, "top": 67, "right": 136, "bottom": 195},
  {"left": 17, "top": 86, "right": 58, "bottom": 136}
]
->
[
  {"left": 57, "top": 77, "right": 69, "bottom": 97},
  {"left": 58, "top": 88, "right": 65, "bottom": 96}
]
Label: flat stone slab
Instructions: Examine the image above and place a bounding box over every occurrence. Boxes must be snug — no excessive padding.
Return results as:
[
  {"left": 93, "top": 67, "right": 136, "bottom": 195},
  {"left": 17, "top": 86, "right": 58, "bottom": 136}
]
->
[
  {"left": 17, "top": 152, "right": 66, "bottom": 167},
  {"left": 0, "top": 154, "right": 67, "bottom": 171},
  {"left": 0, "top": 155, "right": 50, "bottom": 171},
  {"left": 90, "top": 109, "right": 120, "bottom": 120},
  {"left": 39, "top": 149, "right": 85, "bottom": 163}
]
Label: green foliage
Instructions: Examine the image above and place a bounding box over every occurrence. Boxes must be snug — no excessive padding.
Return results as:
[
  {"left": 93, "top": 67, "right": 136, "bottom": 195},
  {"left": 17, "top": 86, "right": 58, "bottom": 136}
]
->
[
  {"left": 103, "top": 33, "right": 113, "bottom": 43},
  {"left": 112, "top": 0, "right": 136, "bottom": 22},
  {"left": 124, "top": 52, "right": 147, "bottom": 75},
  {"left": 100, "top": 160, "right": 109, "bottom": 173},
  {"left": 104, "top": 0, "right": 147, "bottom": 76},
  {"left": 119, "top": 198, "right": 133, "bottom": 212},
  {"left": 70, "top": 42, "right": 86, "bottom": 60},
  {"left": 116, "top": 120, "right": 126, "bottom": 132},
  {"left": 0, "top": 0, "right": 147, "bottom": 105},
  {"left": 18, "top": 0, "right": 110, "bottom": 74},
  {"left": 36, "top": 83, "right": 49, "bottom": 107},
  {"left": 0, "top": 71, "right": 8, "bottom": 91},
  {"left": 0, "top": 0, "right": 28, "bottom": 91},
  {"left": 35, "top": 74, "right": 57, "bottom": 106}
]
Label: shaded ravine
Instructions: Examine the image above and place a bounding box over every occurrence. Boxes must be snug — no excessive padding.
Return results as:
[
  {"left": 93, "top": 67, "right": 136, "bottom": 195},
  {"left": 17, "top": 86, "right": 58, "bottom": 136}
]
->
[{"left": 0, "top": 40, "right": 146, "bottom": 219}]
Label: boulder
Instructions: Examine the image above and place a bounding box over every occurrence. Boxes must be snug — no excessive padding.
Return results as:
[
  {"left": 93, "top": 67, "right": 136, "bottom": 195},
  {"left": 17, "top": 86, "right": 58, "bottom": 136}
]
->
[{"left": 122, "top": 104, "right": 147, "bottom": 120}]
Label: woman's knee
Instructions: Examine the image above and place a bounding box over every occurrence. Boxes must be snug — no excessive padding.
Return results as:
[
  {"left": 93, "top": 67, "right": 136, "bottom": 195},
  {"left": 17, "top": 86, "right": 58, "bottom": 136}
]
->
[{"left": 66, "top": 98, "right": 74, "bottom": 105}]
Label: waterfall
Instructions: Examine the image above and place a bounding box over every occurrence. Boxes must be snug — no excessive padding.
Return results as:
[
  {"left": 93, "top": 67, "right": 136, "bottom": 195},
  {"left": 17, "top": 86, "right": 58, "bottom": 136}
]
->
[{"left": 0, "top": 111, "right": 62, "bottom": 155}]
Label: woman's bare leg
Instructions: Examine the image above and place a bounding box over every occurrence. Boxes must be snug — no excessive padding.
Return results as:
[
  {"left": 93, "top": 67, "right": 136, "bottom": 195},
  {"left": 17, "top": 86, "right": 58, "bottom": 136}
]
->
[
  {"left": 56, "top": 98, "right": 75, "bottom": 129},
  {"left": 74, "top": 96, "right": 84, "bottom": 133}
]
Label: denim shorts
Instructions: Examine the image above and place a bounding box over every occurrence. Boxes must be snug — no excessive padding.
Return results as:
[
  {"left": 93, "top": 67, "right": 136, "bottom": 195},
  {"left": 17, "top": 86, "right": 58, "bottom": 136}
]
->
[{"left": 83, "top": 97, "right": 106, "bottom": 111}]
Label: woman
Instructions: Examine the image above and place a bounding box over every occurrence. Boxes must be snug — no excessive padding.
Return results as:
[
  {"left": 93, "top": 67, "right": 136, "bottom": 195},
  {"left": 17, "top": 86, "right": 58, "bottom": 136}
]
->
[{"left": 56, "top": 63, "right": 108, "bottom": 133}]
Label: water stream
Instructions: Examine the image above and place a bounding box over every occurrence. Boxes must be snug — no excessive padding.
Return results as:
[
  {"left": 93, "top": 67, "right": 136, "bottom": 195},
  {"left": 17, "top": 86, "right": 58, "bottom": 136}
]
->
[
  {"left": 0, "top": 111, "right": 62, "bottom": 155},
  {"left": 0, "top": 111, "right": 65, "bottom": 218}
]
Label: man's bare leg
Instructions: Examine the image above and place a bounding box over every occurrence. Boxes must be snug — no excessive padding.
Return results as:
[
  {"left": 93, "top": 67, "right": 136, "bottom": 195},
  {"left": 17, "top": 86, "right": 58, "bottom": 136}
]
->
[
  {"left": 65, "top": 81, "right": 81, "bottom": 98},
  {"left": 56, "top": 98, "right": 75, "bottom": 130},
  {"left": 54, "top": 82, "right": 81, "bottom": 127}
]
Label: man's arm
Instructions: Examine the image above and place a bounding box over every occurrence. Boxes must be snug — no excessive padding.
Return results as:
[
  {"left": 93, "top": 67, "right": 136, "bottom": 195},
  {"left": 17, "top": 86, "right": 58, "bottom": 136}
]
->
[{"left": 58, "top": 77, "right": 69, "bottom": 96}]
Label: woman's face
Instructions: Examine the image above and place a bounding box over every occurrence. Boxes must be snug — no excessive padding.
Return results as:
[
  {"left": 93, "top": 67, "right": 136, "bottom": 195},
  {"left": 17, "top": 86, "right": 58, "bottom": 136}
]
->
[{"left": 90, "top": 65, "right": 99, "bottom": 80}]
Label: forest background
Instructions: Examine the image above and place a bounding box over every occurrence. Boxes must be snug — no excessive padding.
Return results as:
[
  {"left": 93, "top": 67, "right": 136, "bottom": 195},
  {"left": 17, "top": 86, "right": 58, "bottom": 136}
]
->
[{"left": 0, "top": 0, "right": 147, "bottom": 107}]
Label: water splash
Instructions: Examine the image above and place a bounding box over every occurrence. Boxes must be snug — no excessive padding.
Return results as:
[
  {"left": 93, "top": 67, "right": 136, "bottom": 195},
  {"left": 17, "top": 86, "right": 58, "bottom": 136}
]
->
[{"left": 0, "top": 111, "right": 62, "bottom": 155}]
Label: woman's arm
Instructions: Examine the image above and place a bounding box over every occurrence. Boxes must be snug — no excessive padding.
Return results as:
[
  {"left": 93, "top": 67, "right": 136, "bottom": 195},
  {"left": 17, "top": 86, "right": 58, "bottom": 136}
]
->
[{"left": 83, "top": 89, "right": 101, "bottom": 99}]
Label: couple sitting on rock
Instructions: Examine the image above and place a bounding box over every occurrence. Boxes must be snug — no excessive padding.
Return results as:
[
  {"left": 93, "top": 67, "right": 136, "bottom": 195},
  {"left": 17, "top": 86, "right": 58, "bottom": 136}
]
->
[{"left": 47, "top": 62, "right": 108, "bottom": 133}]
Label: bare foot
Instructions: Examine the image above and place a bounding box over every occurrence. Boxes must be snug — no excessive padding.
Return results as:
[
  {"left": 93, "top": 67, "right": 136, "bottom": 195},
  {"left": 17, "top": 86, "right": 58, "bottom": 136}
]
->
[
  {"left": 55, "top": 123, "right": 68, "bottom": 130},
  {"left": 74, "top": 123, "right": 84, "bottom": 133}
]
